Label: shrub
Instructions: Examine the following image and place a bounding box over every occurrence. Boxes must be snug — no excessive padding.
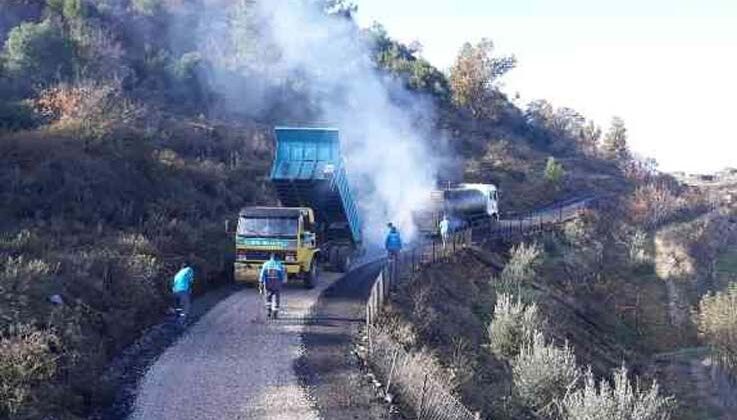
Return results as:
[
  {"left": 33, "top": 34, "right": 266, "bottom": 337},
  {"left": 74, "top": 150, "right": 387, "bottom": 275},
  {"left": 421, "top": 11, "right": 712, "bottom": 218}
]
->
[
  {"left": 488, "top": 293, "right": 542, "bottom": 359},
  {"left": 544, "top": 156, "right": 565, "bottom": 186},
  {"left": 131, "top": 0, "right": 162, "bottom": 16},
  {"left": 67, "top": 19, "right": 127, "bottom": 79},
  {"left": 33, "top": 80, "right": 144, "bottom": 139},
  {"left": 512, "top": 331, "right": 580, "bottom": 416},
  {"left": 696, "top": 283, "right": 737, "bottom": 374},
  {"left": 0, "top": 324, "right": 59, "bottom": 417},
  {"left": 561, "top": 215, "right": 605, "bottom": 286},
  {"left": 167, "top": 52, "right": 211, "bottom": 108},
  {"left": 561, "top": 366, "right": 674, "bottom": 420},
  {"left": 0, "top": 100, "right": 37, "bottom": 131},
  {"left": 627, "top": 228, "right": 651, "bottom": 266},
  {"left": 628, "top": 183, "right": 686, "bottom": 229},
  {"left": 1, "top": 256, "right": 52, "bottom": 327},
  {"left": 34, "top": 80, "right": 134, "bottom": 123},
  {"left": 368, "top": 24, "right": 450, "bottom": 99},
  {"left": 2, "top": 19, "right": 73, "bottom": 87},
  {"left": 497, "top": 242, "right": 543, "bottom": 294},
  {"left": 0, "top": 230, "right": 42, "bottom": 256}
]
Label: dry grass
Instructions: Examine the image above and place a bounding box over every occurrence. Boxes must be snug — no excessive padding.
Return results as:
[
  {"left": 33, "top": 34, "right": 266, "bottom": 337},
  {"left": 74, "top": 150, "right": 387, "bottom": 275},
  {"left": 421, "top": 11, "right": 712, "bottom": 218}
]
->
[
  {"left": 0, "top": 324, "right": 60, "bottom": 417},
  {"left": 0, "top": 103, "right": 276, "bottom": 417}
]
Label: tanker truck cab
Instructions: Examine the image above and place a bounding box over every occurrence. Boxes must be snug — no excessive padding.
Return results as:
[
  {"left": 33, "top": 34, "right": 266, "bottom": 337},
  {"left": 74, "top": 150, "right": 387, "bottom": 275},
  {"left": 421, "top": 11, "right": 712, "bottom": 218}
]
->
[
  {"left": 460, "top": 183, "right": 500, "bottom": 221},
  {"left": 234, "top": 207, "right": 319, "bottom": 288}
]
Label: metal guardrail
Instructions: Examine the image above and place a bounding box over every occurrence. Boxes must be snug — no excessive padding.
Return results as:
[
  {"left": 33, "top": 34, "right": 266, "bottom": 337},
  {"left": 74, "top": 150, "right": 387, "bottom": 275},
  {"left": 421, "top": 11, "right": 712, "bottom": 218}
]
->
[{"left": 362, "top": 198, "right": 597, "bottom": 420}]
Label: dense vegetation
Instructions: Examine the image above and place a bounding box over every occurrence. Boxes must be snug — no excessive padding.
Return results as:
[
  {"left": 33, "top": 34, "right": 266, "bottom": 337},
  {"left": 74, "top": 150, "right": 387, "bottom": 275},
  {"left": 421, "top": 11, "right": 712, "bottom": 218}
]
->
[
  {"left": 1, "top": 1, "right": 734, "bottom": 419},
  {"left": 378, "top": 183, "right": 736, "bottom": 419}
]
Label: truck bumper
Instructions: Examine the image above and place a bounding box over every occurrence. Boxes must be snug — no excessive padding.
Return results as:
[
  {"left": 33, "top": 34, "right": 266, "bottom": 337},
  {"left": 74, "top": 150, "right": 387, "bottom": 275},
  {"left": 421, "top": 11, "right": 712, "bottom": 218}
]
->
[{"left": 234, "top": 262, "right": 303, "bottom": 283}]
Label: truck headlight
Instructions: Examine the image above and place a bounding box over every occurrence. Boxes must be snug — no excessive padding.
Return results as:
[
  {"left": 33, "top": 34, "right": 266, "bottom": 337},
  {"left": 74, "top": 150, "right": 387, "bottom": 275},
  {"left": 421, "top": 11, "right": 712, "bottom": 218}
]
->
[{"left": 285, "top": 253, "right": 297, "bottom": 262}]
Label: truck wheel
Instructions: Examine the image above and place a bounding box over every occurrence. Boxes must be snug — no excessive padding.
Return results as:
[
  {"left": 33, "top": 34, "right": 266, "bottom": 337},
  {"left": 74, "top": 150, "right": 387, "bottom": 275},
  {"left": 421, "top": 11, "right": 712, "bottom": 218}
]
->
[
  {"left": 329, "top": 247, "right": 339, "bottom": 270},
  {"left": 304, "top": 262, "right": 317, "bottom": 289},
  {"left": 338, "top": 247, "right": 352, "bottom": 273}
]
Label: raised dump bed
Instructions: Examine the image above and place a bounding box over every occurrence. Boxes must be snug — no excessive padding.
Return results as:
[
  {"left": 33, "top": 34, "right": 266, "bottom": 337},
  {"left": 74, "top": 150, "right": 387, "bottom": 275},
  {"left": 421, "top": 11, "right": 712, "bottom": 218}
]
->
[{"left": 270, "top": 127, "right": 362, "bottom": 269}]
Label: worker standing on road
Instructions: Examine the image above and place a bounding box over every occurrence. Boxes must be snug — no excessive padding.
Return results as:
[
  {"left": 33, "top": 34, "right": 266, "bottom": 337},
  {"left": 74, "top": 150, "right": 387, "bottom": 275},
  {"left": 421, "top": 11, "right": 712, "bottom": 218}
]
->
[
  {"left": 259, "top": 254, "right": 286, "bottom": 318},
  {"left": 385, "top": 223, "right": 403, "bottom": 259},
  {"left": 439, "top": 215, "right": 450, "bottom": 249},
  {"left": 385, "top": 223, "right": 403, "bottom": 282},
  {"left": 172, "top": 261, "right": 194, "bottom": 323}
]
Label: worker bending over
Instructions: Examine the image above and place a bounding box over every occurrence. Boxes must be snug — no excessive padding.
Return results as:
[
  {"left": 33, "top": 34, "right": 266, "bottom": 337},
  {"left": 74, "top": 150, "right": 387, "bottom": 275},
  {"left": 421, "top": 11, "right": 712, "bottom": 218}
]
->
[{"left": 172, "top": 261, "right": 194, "bottom": 324}]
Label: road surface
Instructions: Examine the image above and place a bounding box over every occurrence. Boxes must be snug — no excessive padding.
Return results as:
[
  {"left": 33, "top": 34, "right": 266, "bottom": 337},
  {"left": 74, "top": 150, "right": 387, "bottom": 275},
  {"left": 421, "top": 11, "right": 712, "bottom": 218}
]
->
[{"left": 129, "top": 273, "right": 341, "bottom": 420}]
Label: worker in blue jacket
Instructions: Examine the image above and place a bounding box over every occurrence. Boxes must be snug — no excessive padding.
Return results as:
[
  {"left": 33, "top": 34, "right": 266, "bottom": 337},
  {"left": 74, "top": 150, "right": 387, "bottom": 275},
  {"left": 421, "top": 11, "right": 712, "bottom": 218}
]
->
[
  {"left": 260, "top": 254, "right": 286, "bottom": 318},
  {"left": 172, "top": 261, "right": 194, "bottom": 322},
  {"left": 385, "top": 223, "right": 403, "bottom": 258}
]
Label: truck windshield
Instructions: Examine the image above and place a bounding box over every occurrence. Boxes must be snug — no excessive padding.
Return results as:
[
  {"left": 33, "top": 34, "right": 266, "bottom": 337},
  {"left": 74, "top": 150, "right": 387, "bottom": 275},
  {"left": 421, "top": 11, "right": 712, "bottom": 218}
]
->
[{"left": 237, "top": 217, "right": 299, "bottom": 237}]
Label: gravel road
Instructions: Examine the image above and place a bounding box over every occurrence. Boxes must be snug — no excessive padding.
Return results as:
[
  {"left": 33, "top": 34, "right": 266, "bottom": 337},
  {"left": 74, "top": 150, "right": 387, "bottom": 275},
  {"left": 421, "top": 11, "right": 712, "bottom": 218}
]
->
[
  {"left": 297, "top": 260, "right": 395, "bottom": 420},
  {"left": 129, "top": 273, "right": 341, "bottom": 420}
]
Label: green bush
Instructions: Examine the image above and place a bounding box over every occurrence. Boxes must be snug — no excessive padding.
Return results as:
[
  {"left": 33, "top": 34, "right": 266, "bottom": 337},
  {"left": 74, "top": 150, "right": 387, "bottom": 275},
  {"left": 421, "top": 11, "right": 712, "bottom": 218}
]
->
[
  {"left": 167, "top": 52, "right": 210, "bottom": 109},
  {"left": 2, "top": 19, "right": 73, "bottom": 87},
  {"left": 131, "top": 0, "right": 162, "bottom": 16},
  {"left": 544, "top": 156, "right": 565, "bottom": 186},
  {"left": 368, "top": 23, "right": 450, "bottom": 99},
  {"left": 697, "top": 283, "right": 737, "bottom": 374},
  {"left": 1, "top": 256, "right": 52, "bottom": 328},
  {"left": 561, "top": 366, "right": 674, "bottom": 420},
  {"left": 512, "top": 331, "right": 580, "bottom": 416},
  {"left": 497, "top": 242, "right": 543, "bottom": 296},
  {"left": 48, "top": 0, "right": 87, "bottom": 20},
  {"left": 0, "top": 324, "right": 59, "bottom": 417},
  {"left": 487, "top": 293, "right": 542, "bottom": 359}
]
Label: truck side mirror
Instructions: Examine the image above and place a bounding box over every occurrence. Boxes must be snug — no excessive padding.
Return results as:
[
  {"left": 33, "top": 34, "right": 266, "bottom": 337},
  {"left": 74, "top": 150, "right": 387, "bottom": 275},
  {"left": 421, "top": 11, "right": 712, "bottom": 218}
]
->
[{"left": 225, "top": 219, "right": 236, "bottom": 234}]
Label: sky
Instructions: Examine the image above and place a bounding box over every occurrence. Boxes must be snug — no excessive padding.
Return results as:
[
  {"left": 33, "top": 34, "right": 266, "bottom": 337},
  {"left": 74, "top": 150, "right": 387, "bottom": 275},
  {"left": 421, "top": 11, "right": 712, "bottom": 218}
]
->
[{"left": 355, "top": 0, "right": 737, "bottom": 173}]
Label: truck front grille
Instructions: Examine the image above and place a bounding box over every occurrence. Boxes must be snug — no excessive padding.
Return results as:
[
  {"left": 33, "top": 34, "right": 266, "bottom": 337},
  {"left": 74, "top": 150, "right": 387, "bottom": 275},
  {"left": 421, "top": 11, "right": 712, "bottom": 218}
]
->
[{"left": 238, "top": 250, "right": 285, "bottom": 262}]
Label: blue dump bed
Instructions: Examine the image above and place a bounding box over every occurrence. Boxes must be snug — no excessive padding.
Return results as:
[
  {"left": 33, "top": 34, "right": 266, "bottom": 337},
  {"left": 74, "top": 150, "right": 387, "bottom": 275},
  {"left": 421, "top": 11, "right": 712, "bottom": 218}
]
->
[{"left": 270, "top": 127, "right": 362, "bottom": 245}]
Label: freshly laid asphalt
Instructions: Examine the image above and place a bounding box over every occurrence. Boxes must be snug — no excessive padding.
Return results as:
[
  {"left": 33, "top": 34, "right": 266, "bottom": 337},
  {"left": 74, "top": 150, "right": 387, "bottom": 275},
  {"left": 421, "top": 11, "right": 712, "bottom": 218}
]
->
[{"left": 129, "top": 274, "right": 339, "bottom": 420}]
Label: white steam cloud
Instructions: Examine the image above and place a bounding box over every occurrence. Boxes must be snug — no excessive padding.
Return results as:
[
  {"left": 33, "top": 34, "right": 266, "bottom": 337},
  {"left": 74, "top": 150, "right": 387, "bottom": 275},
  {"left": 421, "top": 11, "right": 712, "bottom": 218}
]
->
[{"left": 191, "top": 0, "right": 441, "bottom": 244}]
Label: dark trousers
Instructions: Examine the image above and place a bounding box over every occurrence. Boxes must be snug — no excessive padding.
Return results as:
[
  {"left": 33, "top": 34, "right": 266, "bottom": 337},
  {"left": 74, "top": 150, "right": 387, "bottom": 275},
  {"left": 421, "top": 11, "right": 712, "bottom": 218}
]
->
[
  {"left": 265, "top": 289, "right": 281, "bottom": 310},
  {"left": 387, "top": 251, "right": 399, "bottom": 281},
  {"left": 175, "top": 290, "right": 191, "bottom": 317}
]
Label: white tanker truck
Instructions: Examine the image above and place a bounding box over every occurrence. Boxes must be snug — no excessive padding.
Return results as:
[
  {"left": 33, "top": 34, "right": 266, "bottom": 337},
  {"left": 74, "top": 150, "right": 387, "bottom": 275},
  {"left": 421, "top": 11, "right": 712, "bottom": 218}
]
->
[{"left": 414, "top": 183, "right": 500, "bottom": 235}]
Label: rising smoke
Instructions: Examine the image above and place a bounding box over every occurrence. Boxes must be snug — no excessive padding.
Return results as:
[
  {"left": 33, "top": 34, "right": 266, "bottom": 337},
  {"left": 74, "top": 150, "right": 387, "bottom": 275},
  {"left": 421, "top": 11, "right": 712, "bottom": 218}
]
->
[{"left": 185, "top": 0, "right": 442, "bottom": 244}]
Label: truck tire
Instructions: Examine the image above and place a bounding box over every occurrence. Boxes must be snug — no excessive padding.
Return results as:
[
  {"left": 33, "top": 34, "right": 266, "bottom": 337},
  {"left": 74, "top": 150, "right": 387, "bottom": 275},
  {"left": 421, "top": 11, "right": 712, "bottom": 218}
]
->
[
  {"left": 338, "top": 247, "right": 352, "bottom": 273},
  {"left": 304, "top": 261, "right": 317, "bottom": 289},
  {"left": 329, "top": 247, "right": 340, "bottom": 271}
]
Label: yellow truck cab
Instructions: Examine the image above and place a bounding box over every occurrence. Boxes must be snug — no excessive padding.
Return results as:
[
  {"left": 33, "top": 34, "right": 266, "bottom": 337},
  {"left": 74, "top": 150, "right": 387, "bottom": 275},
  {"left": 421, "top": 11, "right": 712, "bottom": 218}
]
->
[{"left": 234, "top": 206, "right": 319, "bottom": 287}]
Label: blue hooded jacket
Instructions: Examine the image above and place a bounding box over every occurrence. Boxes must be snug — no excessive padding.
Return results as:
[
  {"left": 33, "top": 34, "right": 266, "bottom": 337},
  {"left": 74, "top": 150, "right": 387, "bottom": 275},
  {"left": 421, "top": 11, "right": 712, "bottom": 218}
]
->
[
  {"left": 259, "top": 257, "right": 286, "bottom": 286},
  {"left": 172, "top": 266, "right": 194, "bottom": 293},
  {"left": 385, "top": 228, "right": 403, "bottom": 252}
]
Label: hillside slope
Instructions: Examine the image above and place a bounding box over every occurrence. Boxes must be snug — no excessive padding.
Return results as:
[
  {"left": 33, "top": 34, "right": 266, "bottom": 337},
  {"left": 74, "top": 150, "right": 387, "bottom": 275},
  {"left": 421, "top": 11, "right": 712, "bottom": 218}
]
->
[{"left": 0, "top": 1, "right": 639, "bottom": 418}]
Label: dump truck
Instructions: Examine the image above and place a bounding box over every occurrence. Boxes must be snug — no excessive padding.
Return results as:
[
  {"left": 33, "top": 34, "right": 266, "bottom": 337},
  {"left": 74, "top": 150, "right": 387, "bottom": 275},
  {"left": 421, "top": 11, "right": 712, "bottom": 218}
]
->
[{"left": 233, "top": 127, "right": 363, "bottom": 286}]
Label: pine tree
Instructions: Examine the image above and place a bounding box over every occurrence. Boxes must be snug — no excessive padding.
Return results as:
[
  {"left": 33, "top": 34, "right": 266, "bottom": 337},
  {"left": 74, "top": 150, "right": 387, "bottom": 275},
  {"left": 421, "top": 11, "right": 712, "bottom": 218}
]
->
[
  {"left": 601, "top": 116, "right": 630, "bottom": 163},
  {"left": 449, "top": 38, "right": 516, "bottom": 120}
]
